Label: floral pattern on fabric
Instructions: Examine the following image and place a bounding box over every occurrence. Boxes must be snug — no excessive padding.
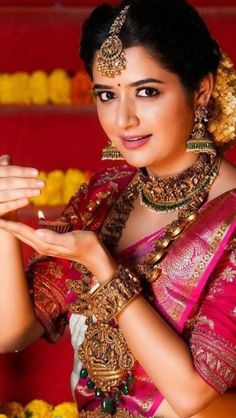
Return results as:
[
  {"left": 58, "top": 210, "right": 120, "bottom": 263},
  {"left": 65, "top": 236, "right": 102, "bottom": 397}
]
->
[
  {"left": 25, "top": 164, "right": 236, "bottom": 415},
  {"left": 26, "top": 256, "right": 73, "bottom": 342},
  {"left": 189, "top": 234, "right": 236, "bottom": 393}
]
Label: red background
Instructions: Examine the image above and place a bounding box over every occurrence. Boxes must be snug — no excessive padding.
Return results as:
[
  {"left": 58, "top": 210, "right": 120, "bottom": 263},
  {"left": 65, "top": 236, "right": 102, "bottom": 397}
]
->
[{"left": 0, "top": 0, "right": 235, "bottom": 407}]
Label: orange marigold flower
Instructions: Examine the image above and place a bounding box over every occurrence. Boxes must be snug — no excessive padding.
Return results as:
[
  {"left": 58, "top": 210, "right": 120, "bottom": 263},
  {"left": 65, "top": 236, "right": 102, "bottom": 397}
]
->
[{"left": 71, "top": 71, "right": 93, "bottom": 105}]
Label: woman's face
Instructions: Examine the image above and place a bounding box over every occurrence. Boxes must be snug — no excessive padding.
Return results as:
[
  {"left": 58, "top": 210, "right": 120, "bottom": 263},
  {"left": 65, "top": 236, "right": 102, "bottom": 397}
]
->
[{"left": 92, "top": 46, "right": 197, "bottom": 176}]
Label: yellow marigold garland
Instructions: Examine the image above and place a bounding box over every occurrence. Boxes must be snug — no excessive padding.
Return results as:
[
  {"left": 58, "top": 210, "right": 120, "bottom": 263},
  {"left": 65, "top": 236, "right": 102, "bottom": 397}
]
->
[
  {"left": 11, "top": 72, "right": 31, "bottom": 105},
  {"left": 51, "top": 402, "right": 78, "bottom": 418},
  {"left": 0, "top": 401, "right": 78, "bottom": 418},
  {"left": 48, "top": 69, "right": 71, "bottom": 105},
  {"left": 30, "top": 168, "right": 92, "bottom": 206},
  {"left": 0, "top": 70, "right": 92, "bottom": 105},
  {"left": 208, "top": 52, "right": 236, "bottom": 150},
  {"left": 29, "top": 71, "right": 49, "bottom": 105},
  {"left": 24, "top": 400, "right": 53, "bottom": 418},
  {"left": 0, "top": 74, "right": 15, "bottom": 104}
]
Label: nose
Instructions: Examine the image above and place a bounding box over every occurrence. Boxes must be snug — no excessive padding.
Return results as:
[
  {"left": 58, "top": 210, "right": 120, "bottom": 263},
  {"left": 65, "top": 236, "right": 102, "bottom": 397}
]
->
[{"left": 115, "top": 97, "right": 139, "bottom": 130}]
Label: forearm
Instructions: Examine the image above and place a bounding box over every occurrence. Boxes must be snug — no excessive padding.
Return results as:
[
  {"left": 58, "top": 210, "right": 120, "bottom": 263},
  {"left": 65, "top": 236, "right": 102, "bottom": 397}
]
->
[
  {"left": 117, "top": 295, "right": 218, "bottom": 416},
  {"left": 96, "top": 255, "right": 218, "bottom": 418},
  {"left": 0, "top": 229, "right": 42, "bottom": 351}
]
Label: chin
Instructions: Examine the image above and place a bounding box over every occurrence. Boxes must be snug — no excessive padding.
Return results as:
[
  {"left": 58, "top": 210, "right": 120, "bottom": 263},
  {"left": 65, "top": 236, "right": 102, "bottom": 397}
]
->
[{"left": 121, "top": 152, "right": 154, "bottom": 169}]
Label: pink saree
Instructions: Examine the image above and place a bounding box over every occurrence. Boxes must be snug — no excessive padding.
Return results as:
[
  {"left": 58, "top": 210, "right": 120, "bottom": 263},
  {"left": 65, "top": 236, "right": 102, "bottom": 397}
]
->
[{"left": 27, "top": 165, "right": 236, "bottom": 416}]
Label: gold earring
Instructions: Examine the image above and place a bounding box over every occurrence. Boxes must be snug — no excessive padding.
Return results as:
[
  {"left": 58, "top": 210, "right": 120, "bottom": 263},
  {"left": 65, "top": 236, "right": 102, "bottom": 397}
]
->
[
  {"left": 102, "top": 140, "right": 124, "bottom": 160},
  {"left": 186, "top": 106, "right": 216, "bottom": 156}
]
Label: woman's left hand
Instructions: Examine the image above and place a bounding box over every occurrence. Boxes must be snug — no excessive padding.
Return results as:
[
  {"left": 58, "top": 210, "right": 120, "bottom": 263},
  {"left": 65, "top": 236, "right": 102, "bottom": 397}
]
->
[{"left": 0, "top": 218, "right": 114, "bottom": 278}]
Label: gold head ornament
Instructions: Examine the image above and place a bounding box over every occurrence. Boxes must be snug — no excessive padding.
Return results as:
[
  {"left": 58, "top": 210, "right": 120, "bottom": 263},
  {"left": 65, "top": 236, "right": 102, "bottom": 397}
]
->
[{"left": 97, "top": 5, "right": 130, "bottom": 78}]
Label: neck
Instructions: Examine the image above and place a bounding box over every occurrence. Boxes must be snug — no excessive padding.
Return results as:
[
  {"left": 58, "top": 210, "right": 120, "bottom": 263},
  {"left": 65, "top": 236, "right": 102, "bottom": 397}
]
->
[{"left": 145, "top": 152, "right": 199, "bottom": 178}]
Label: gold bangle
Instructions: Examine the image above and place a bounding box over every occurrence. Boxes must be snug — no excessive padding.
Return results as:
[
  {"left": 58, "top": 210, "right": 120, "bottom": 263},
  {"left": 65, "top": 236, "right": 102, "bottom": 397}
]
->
[{"left": 91, "top": 265, "right": 141, "bottom": 322}]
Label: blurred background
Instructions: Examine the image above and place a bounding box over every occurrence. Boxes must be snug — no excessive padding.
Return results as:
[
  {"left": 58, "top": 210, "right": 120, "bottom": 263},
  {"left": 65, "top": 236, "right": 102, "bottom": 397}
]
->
[{"left": 0, "top": 0, "right": 235, "bottom": 410}]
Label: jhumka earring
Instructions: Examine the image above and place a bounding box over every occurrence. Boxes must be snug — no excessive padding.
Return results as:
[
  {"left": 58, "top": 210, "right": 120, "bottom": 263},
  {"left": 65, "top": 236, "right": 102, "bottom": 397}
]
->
[
  {"left": 186, "top": 106, "right": 216, "bottom": 156},
  {"left": 97, "top": 5, "right": 130, "bottom": 78},
  {"left": 102, "top": 140, "right": 124, "bottom": 160}
]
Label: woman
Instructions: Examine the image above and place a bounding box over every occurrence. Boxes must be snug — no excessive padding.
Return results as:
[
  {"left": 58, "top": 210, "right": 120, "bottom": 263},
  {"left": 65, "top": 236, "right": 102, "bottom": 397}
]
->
[{"left": 0, "top": 0, "right": 235, "bottom": 417}]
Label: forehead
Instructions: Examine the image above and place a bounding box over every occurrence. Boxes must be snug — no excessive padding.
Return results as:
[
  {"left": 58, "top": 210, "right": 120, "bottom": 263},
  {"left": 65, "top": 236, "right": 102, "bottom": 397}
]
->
[{"left": 92, "top": 45, "right": 177, "bottom": 85}]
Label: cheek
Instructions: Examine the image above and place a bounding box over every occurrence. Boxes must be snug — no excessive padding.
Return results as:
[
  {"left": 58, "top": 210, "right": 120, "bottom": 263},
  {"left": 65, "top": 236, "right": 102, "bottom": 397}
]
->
[{"left": 96, "top": 104, "right": 114, "bottom": 135}]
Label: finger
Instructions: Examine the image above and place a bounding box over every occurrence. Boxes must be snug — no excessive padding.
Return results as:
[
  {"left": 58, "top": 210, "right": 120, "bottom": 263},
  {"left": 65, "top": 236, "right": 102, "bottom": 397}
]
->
[
  {"left": 13, "top": 232, "right": 39, "bottom": 250},
  {"left": 0, "top": 177, "right": 45, "bottom": 191},
  {"left": 0, "top": 198, "right": 30, "bottom": 215},
  {"left": 13, "top": 231, "right": 63, "bottom": 257},
  {"left": 0, "top": 165, "right": 39, "bottom": 178},
  {"left": 0, "top": 187, "right": 42, "bottom": 203}
]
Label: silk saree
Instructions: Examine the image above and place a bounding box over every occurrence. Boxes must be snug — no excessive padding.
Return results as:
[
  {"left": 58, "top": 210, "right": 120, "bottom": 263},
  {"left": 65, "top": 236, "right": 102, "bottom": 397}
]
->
[{"left": 26, "top": 165, "right": 236, "bottom": 416}]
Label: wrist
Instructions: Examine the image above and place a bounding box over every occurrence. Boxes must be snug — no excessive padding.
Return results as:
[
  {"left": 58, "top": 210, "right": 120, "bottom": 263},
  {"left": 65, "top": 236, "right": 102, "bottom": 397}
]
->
[{"left": 89, "top": 241, "right": 117, "bottom": 284}]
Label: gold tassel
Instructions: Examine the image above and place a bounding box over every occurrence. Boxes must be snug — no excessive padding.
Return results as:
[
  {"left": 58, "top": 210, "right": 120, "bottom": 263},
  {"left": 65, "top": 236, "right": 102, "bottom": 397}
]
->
[{"left": 102, "top": 141, "right": 124, "bottom": 160}]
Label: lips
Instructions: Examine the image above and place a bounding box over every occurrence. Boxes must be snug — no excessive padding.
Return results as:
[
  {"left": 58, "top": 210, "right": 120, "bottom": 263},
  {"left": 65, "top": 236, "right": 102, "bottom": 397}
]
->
[{"left": 120, "top": 134, "right": 152, "bottom": 150}]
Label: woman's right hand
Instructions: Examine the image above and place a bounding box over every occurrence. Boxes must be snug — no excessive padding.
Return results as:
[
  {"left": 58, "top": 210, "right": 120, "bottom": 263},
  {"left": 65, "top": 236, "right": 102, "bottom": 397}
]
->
[{"left": 0, "top": 154, "right": 45, "bottom": 218}]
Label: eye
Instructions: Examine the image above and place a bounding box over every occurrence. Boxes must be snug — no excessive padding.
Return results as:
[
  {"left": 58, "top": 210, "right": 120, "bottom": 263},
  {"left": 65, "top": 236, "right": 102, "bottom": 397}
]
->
[
  {"left": 136, "top": 87, "right": 160, "bottom": 97},
  {"left": 95, "top": 91, "right": 116, "bottom": 102}
]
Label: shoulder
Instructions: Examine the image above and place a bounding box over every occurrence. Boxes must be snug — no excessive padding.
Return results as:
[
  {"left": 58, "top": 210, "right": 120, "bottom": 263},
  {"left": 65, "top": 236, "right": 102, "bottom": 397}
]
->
[
  {"left": 61, "top": 164, "right": 136, "bottom": 227},
  {"left": 89, "top": 164, "right": 136, "bottom": 189}
]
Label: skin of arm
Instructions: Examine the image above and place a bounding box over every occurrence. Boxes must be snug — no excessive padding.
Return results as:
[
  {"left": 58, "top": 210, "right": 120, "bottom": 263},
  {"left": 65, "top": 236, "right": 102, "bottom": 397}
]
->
[
  {"left": 0, "top": 229, "right": 44, "bottom": 352},
  {"left": 0, "top": 220, "right": 219, "bottom": 417},
  {"left": 0, "top": 156, "right": 46, "bottom": 352},
  {"left": 93, "top": 254, "right": 219, "bottom": 418}
]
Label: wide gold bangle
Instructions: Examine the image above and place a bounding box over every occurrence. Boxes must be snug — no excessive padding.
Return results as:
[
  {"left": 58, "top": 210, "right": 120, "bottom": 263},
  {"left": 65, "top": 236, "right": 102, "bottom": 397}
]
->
[{"left": 90, "top": 265, "right": 141, "bottom": 322}]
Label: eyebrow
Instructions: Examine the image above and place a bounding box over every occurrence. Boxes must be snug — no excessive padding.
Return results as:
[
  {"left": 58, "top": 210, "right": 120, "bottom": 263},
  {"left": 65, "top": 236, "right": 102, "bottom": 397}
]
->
[{"left": 93, "top": 78, "right": 165, "bottom": 91}]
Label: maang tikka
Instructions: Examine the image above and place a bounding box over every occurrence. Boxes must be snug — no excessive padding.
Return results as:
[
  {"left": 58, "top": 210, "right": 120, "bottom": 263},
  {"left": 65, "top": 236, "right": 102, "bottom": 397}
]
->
[
  {"left": 97, "top": 5, "right": 130, "bottom": 78},
  {"left": 186, "top": 106, "right": 216, "bottom": 156}
]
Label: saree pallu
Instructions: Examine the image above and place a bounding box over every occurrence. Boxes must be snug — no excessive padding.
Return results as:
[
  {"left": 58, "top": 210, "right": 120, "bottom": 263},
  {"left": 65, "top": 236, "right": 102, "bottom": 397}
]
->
[{"left": 26, "top": 165, "right": 236, "bottom": 417}]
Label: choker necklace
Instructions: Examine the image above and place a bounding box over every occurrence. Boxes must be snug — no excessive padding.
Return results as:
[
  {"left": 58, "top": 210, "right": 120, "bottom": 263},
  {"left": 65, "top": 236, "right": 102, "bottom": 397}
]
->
[{"left": 138, "top": 153, "right": 219, "bottom": 217}]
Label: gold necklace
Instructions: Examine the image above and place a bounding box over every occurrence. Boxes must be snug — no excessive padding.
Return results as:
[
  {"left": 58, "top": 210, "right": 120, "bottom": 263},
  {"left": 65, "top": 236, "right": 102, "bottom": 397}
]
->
[
  {"left": 138, "top": 153, "right": 219, "bottom": 215},
  {"left": 100, "top": 153, "right": 220, "bottom": 282},
  {"left": 67, "top": 153, "right": 220, "bottom": 417}
]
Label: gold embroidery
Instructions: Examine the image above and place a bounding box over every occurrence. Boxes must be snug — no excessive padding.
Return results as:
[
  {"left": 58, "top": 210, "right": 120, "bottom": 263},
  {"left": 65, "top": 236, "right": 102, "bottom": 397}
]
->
[
  {"left": 94, "top": 167, "right": 135, "bottom": 187},
  {"left": 27, "top": 259, "right": 68, "bottom": 342},
  {"left": 80, "top": 407, "right": 144, "bottom": 418},
  {"left": 190, "top": 329, "right": 236, "bottom": 393},
  {"left": 196, "top": 315, "right": 215, "bottom": 330}
]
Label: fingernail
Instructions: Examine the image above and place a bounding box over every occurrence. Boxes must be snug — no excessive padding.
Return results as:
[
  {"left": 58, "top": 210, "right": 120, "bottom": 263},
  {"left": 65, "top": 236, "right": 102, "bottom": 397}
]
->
[
  {"left": 30, "top": 169, "right": 39, "bottom": 176},
  {"left": 31, "top": 189, "right": 41, "bottom": 196},
  {"left": 35, "top": 229, "right": 45, "bottom": 237},
  {"left": 36, "top": 180, "right": 45, "bottom": 187}
]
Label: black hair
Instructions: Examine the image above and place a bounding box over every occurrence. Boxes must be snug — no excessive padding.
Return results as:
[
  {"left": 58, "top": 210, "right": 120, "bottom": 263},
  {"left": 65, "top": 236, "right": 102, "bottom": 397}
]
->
[{"left": 79, "top": 0, "right": 220, "bottom": 93}]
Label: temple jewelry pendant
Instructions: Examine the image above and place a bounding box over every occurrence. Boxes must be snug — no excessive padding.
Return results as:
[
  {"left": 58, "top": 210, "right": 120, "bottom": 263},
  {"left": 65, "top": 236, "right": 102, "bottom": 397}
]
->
[{"left": 79, "top": 322, "right": 135, "bottom": 392}]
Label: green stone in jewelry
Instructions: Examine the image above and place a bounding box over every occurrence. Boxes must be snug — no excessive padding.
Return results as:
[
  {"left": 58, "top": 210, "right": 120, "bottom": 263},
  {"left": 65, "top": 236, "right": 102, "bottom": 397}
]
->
[
  {"left": 102, "top": 398, "right": 116, "bottom": 414},
  {"left": 80, "top": 368, "right": 88, "bottom": 379},
  {"left": 114, "top": 391, "right": 121, "bottom": 403},
  {"left": 87, "top": 380, "right": 95, "bottom": 390},
  {"left": 95, "top": 388, "right": 103, "bottom": 398},
  {"left": 121, "top": 383, "right": 129, "bottom": 395}
]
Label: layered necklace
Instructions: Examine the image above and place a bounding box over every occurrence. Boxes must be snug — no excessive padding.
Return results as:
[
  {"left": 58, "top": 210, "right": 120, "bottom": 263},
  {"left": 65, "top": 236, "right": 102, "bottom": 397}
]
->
[
  {"left": 100, "top": 153, "right": 220, "bottom": 282},
  {"left": 68, "top": 153, "right": 220, "bottom": 417}
]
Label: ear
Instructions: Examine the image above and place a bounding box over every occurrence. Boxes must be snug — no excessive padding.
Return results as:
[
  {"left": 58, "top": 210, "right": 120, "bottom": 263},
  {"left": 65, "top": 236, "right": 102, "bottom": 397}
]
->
[{"left": 194, "top": 73, "right": 214, "bottom": 108}]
